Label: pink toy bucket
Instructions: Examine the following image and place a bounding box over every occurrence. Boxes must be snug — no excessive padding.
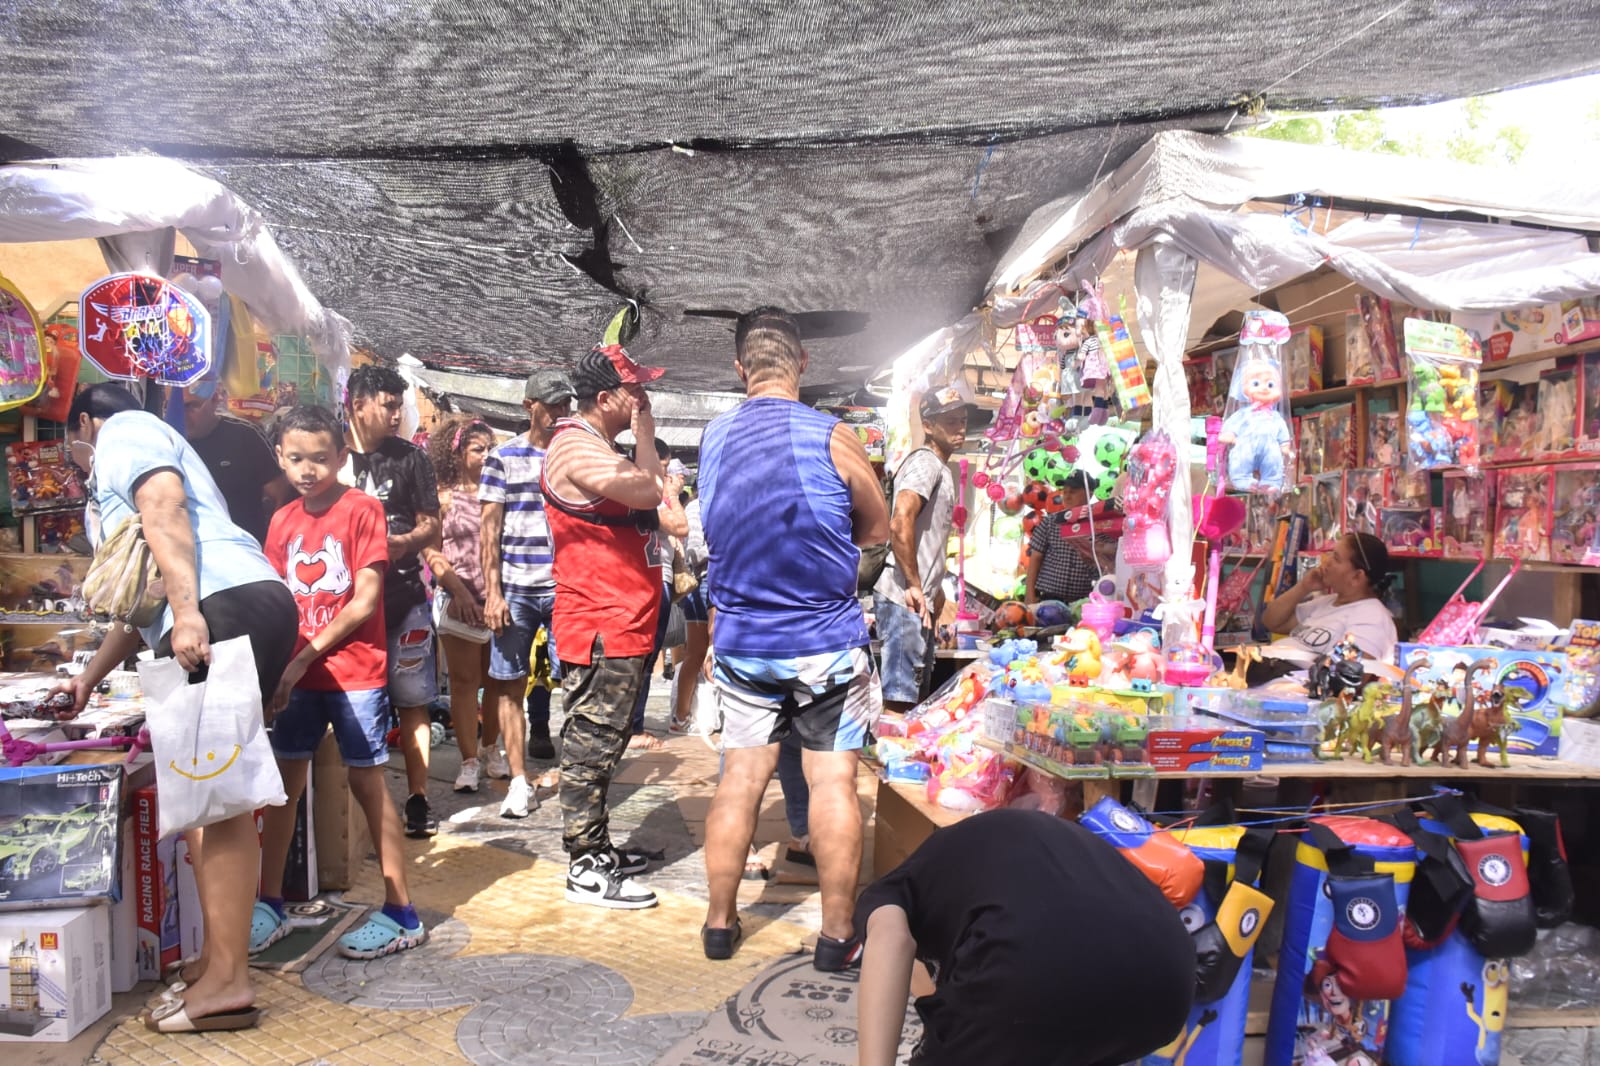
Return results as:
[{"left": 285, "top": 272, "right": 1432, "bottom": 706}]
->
[{"left": 1078, "top": 591, "right": 1125, "bottom": 643}]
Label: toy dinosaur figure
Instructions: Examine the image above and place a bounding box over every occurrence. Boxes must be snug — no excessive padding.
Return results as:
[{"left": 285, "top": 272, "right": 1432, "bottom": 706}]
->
[
  {"left": 1370, "top": 657, "right": 1429, "bottom": 766},
  {"left": 1343, "top": 681, "right": 1393, "bottom": 761},
  {"left": 1471, "top": 683, "right": 1527, "bottom": 768},
  {"left": 1411, "top": 683, "right": 1446, "bottom": 766},
  {"left": 1318, "top": 695, "right": 1351, "bottom": 753},
  {"left": 1432, "top": 658, "right": 1498, "bottom": 768},
  {"left": 1216, "top": 644, "right": 1261, "bottom": 690}
]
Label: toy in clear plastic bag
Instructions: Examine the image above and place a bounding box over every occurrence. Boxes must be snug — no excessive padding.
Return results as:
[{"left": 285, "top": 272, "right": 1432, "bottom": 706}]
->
[
  {"left": 1218, "top": 311, "right": 1295, "bottom": 495},
  {"left": 1403, "top": 318, "right": 1482, "bottom": 474},
  {"left": 1121, "top": 430, "right": 1177, "bottom": 567},
  {"left": 926, "top": 730, "right": 1015, "bottom": 811}
]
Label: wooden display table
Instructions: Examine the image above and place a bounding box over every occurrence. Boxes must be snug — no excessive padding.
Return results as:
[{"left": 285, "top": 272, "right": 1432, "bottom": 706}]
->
[{"left": 871, "top": 778, "right": 969, "bottom": 878}]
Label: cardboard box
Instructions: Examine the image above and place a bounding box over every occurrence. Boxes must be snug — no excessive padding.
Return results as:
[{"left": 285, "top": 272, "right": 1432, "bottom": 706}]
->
[
  {"left": 312, "top": 730, "right": 371, "bottom": 891},
  {"left": 1452, "top": 306, "right": 1564, "bottom": 362},
  {"left": 0, "top": 906, "right": 111, "bottom": 1042},
  {"left": 1557, "top": 715, "right": 1600, "bottom": 768},
  {"left": 174, "top": 835, "right": 203, "bottom": 962},
  {"left": 1558, "top": 298, "right": 1600, "bottom": 346},
  {"left": 131, "top": 786, "right": 179, "bottom": 982},
  {"left": 108, "top": 817, "right": 137, "bottom": 993},
  {"left": 0, "top": 764, "right": 123, "bottom": 909},
  {"left": 1395, "top": 644, "right": 1574, "bottom": 756},
  {"left": 1287, "top": 325, "right": 1325, "bottom": 395},
  {"left": 1148, "top": 718, "right": 1264, "bottom": 772}
]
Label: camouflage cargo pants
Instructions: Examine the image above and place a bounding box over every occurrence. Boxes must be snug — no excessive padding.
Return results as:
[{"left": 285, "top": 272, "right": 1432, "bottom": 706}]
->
[{"left": 559, "top": 635, "right": 650, "bottom": 858}]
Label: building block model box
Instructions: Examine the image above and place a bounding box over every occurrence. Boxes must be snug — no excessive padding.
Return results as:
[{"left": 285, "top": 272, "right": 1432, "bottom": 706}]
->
[
  {"left": 0, "top": 906, "right": 111, "bottom": 1041},
  {"left": 1395, "top": 644, "right": 1576, "bottom": 757},
  {"left": 1147, "top": 718, "right": 1264, "bottom": 772},
  {"left": 0, "top": 765, "right": 123, "bottom": 908}
]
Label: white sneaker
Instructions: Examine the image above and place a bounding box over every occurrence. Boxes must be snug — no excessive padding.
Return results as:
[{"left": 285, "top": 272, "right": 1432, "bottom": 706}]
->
[
  {"left": 565, "top": 851, "right": 658, "bottom": 909},
  {"left": 485, "top": 748, "right": 511, "bottom": 780},
  {"left": 500, "top": 775, "right": 534, "bottom": 819},
  {"left": 453, "top": 757, "right": 482, "bottom": 793}
]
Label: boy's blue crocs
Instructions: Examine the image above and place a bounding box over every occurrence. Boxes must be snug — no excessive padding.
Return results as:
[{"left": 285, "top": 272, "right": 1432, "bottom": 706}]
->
[
  {"left": 249, "top": 901, "right": 289, "bottom": 955},
  {"left": 337, "top": 911, "right": 427, "bottom": 960}
]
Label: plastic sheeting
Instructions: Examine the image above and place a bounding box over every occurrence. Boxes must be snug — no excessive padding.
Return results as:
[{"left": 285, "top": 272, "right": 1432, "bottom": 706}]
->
[{"left": 0, "top": 158, "right": 351, "bottom": 371}]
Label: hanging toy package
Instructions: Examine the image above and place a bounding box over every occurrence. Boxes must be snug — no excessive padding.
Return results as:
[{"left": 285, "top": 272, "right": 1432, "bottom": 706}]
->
[
  {"left": 1082, "top": 282, "right": 1151, "bottom": 411},
  {"left": 1218, "top": 310, "right": 1295, "bottom": 496},
  {"left": 1120, "top": 430, "right": 1177, "bottom": 568},
  {"left": 1403, "top": 318, "right": 1482, "bottom": 475}
]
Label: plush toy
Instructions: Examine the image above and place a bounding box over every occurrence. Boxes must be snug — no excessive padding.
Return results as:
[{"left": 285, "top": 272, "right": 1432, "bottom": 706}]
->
[{"left": 1218, "top": 311, "right": 1294, "bottom": 494}]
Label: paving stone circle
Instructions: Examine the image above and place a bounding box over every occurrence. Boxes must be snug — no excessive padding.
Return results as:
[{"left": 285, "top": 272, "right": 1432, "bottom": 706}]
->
[{"left": 300, "top": 907, "right": 712, "bottom": 1066}]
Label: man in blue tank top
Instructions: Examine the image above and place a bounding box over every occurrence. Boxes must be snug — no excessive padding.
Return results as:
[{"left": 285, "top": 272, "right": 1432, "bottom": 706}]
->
[{"left": 697, "top": 307, "right": 889, "bottom": 969}]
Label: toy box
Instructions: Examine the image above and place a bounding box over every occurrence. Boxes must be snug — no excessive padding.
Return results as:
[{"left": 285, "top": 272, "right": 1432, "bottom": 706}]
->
[
  {"left": 108, "top": 818, "right": 136, "bottom": 994},
  {"left": 1442, "top": 472, "right": 1490, "bottom": 560},
  {"left": 3, "top": 441, "right": 86, "bottom": 516},
  {"left": 1565, "top": 618, "right": 1600, "bottom": 720},
  {"left": 1209, "top": 347, "right": 1239, "bottom": 416},
  {"left": 131, "top": 785, "right": 179, "bottom": 981},
  {"left": 1343, "top": 468, "right": 1386, "bottom": 536},
  {"left": 1010, "top": 705, "right": 1109, "bottom": 779},
  {"left": 1366, "top": 409, "right": 1402, "bottom": 468},
  {"left": 1286, "top": 325, "right": 1324, "bottom": 395},
  {"left": 1305, "top": 472, "right": 1344, "bottom": 551},
  {"left": 1316, "top": 402, "right": 1354, "bottom": 469},
  {"left": 1494, "top": 467, "right": 1553, "bottom": 562},
  {"left": 1356, "top": 292, "right": 1403, "bottom": 381},
  {"left": 1212, "top": 695, "right": 1324, "bottom": 762},
  {"left": 1580, "top": 351, "right": 1600, "bottom": 454},
  {"left": 31, "top": 509, "right": 85, "bottom": 554},
  {"left": 1342, "top": 311, "right": 1376, "bottom": 385},
  {"left": 1558, "top": 298, "right": 1600, "bottom": 346},
  {"left": 1147, "top": 716, "right": 1264, "bottom": 772},
  {"left": 0, "top": 905, "right": 111, "bottom": 1041},
  {"left": 1551, "top": 463, "right": 1600, "bottom": 566},
  {"left": 1185, "top": 356, "right": 1214, "bottom": 415},
  {"left": 1380, "top": 506, "right": 1442, "bottom": 556},
  {"left": 1453, "top": 305, "right": 1565, "bottom": 362},
  {"left": 1396, "top": 643, "right": 1574, "bottom": 756},
  {"left": 1297, "top": 410, "right": 1324, "bottom": 478},
  {"left": 0, "top": 764, "right": 122, "bottom": 908},
  {"left": 1535, "top": 360, "right": 1579, "bottom": 457},
  {"left": 1492, "top": 380, "right": 1544, "bottom": 462}
]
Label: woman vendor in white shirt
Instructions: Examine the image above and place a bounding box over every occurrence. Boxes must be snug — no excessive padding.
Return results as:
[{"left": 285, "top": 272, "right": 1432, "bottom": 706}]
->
[{"left": 1259, "top": 532, "right": 1398, "bottom": 665}]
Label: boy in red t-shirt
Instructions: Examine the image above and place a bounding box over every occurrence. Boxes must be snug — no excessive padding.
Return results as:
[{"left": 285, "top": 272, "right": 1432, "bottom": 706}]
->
[{"left": 256, "top": 405, "right": 426, "bottom": 959}]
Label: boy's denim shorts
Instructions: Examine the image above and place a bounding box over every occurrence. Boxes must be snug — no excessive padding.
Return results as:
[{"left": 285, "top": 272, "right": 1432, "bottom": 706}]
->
[{"left": 271, "top": 687, "right": 391, "bottom": 767}]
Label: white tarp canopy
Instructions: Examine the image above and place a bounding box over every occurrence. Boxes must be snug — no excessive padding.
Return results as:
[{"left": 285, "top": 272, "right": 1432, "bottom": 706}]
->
[
  {"left": 893, "top": 130, "right": 1600, "bottom": 600},
  {"left": 0, "top": 157, "right": 351, "bottom": 370}
]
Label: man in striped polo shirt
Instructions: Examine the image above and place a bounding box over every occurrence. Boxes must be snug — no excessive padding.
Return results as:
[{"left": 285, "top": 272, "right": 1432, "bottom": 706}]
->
[{"left": 480, "top": 369, "right": 574, "bottom": 819}]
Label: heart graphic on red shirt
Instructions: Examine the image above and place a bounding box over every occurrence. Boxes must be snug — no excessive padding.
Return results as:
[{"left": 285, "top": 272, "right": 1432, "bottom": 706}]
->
[{"left": 295, "top": 558, "right": 328, "bottom": 589}]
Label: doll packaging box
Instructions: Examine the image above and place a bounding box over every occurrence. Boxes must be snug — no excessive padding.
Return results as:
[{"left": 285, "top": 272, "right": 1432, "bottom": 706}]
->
[
  {"left": 1580, "top": 351, "right": 1600, "bottom": 454},
  {"left": 1442, "top": 472, "right": 1490, "bottom": 560},
  {"left": 4, "top": 441, "right": 87, "bottom": 515},
  {"left": 1286, "top": 326, "right": 1324, "bottom": 396},
  {"left": 1494, "top": 467, "right": 1554, "bottom": 562},
  {"left": 1550, "top": 464, "right": 1600, "bottom": 566}
]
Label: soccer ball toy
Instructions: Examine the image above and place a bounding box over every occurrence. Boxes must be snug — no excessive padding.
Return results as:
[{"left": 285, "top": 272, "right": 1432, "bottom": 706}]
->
[
  {"left": 1022, "top": 480, "right": 1052, "bottom": 512},
  {"left": 1094, "top": 433, "right": 1130, "bottom": 473},
  {"left": 1022, "top": 447, "right": 1054, "bottom": 482}
]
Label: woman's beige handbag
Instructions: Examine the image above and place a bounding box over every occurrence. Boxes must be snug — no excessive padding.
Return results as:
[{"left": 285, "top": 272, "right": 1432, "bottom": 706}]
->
[{"left": 82, "top": 515, "right": 166, "bottom": 628}]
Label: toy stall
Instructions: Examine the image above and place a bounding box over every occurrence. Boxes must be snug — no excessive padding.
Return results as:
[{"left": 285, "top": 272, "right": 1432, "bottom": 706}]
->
[
  {"left": 0, "top": 157, "right": 353, "bottom": 1043},
  {"left": 868, "top": 131, "right": 1600, "bottom": 1062}
]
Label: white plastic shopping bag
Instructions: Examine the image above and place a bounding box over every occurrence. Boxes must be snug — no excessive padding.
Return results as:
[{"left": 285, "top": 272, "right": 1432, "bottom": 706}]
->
[{"left": 137, "top": 635, "right": 286, "bottom": 838}]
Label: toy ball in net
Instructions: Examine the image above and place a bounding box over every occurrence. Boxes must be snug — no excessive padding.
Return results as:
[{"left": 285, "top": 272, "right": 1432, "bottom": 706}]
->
[
  {"left": 1022, "top": 448, "right": 1054, "bottom": 482},
  {"left": 1033, "top": 600, "right": 1071, "bottom": 627},
  {"left": 1092, "top": 474, "right": 1117, "bottom": 502},
  {"left": 1095, "top": 434, "right": 1130, "bottom": 472},
  {"left": 1042, "top": 451, "right": 1072, "bottom": 488},
  {"left": 994, "top": 601, "right": 1032, "bottom": 629}
]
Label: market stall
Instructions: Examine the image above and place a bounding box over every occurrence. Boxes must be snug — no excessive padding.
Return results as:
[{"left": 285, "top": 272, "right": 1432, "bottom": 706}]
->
[{"left": 868, "top": 131, "right": 1600, "bottom": 1064}]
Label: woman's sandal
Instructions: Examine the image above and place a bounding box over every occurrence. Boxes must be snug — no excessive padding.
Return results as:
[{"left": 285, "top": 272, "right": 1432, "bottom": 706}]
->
[
  {"left": 143, "top": 998, "right": 262, "bottom": 1033},
  {"left": 667, "top": 713, "right": 693, "bottom": 735}
]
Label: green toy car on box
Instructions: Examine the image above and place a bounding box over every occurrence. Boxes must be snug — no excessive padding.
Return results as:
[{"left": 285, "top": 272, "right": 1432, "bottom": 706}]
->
[{"left": 0, "top": 765, "right": 122, "bottom": 905}]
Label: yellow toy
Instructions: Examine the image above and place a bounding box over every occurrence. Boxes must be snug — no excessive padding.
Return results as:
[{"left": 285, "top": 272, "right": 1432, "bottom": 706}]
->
[
  {"left": 1463, "top": 958, "right": 1507, "bottom": 1063},
  {"left": 1060, "top": 626, "right": 1103, "bottom": 685}
]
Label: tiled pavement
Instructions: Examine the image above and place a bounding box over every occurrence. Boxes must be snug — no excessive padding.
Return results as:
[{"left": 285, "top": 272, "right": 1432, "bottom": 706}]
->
[{"left": 79, "top": 686, "right": 877, "bottom": 1066}]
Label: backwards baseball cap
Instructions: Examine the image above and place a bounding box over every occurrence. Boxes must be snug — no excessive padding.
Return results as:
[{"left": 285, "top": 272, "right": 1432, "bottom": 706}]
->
[
  {"left": 919, "top": 385, "right": 968, "bottom": 418},
  {"left": 572, "top": 344, "right": 665, "bottom": 399},
  {"left": 524, "top": 368, "right": 576, "bottom": 404}
]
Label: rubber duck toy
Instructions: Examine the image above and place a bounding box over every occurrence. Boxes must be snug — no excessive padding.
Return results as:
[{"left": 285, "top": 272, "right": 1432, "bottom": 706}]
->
[{"left": 1061, "top": 626, "right": 1103, "bottom": 685}]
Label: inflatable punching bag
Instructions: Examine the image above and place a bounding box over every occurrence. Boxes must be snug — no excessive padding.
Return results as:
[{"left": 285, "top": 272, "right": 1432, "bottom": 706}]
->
[
  {"left": 1264, "top": 817, "right": 1415, "bottom": 1066},
  {"left": 1141, "top": 824, "right": 1274, "bottom": 1066},
  {"left": 1388, "top": 804, "right": 1535, "bottom": 1066}
]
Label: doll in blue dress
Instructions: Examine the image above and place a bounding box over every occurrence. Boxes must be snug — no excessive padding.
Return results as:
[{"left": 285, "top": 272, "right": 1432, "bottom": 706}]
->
[{"left": 1219, "top": 352, "right": 1294, "bottom": 493}]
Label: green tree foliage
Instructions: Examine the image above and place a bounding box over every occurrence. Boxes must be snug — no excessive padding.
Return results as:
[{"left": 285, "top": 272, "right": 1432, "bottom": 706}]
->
[{"left": 1241, "top": 98, "right": 1529, "bottom": 166}]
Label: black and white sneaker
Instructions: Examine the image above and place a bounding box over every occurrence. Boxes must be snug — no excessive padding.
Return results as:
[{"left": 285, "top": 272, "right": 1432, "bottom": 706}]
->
[
  {"left": 609, "top": 846, "right": 653, "bottom": 876},
  {"left": 566, "top": 851, "right": 658, "bottom": 909}
]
